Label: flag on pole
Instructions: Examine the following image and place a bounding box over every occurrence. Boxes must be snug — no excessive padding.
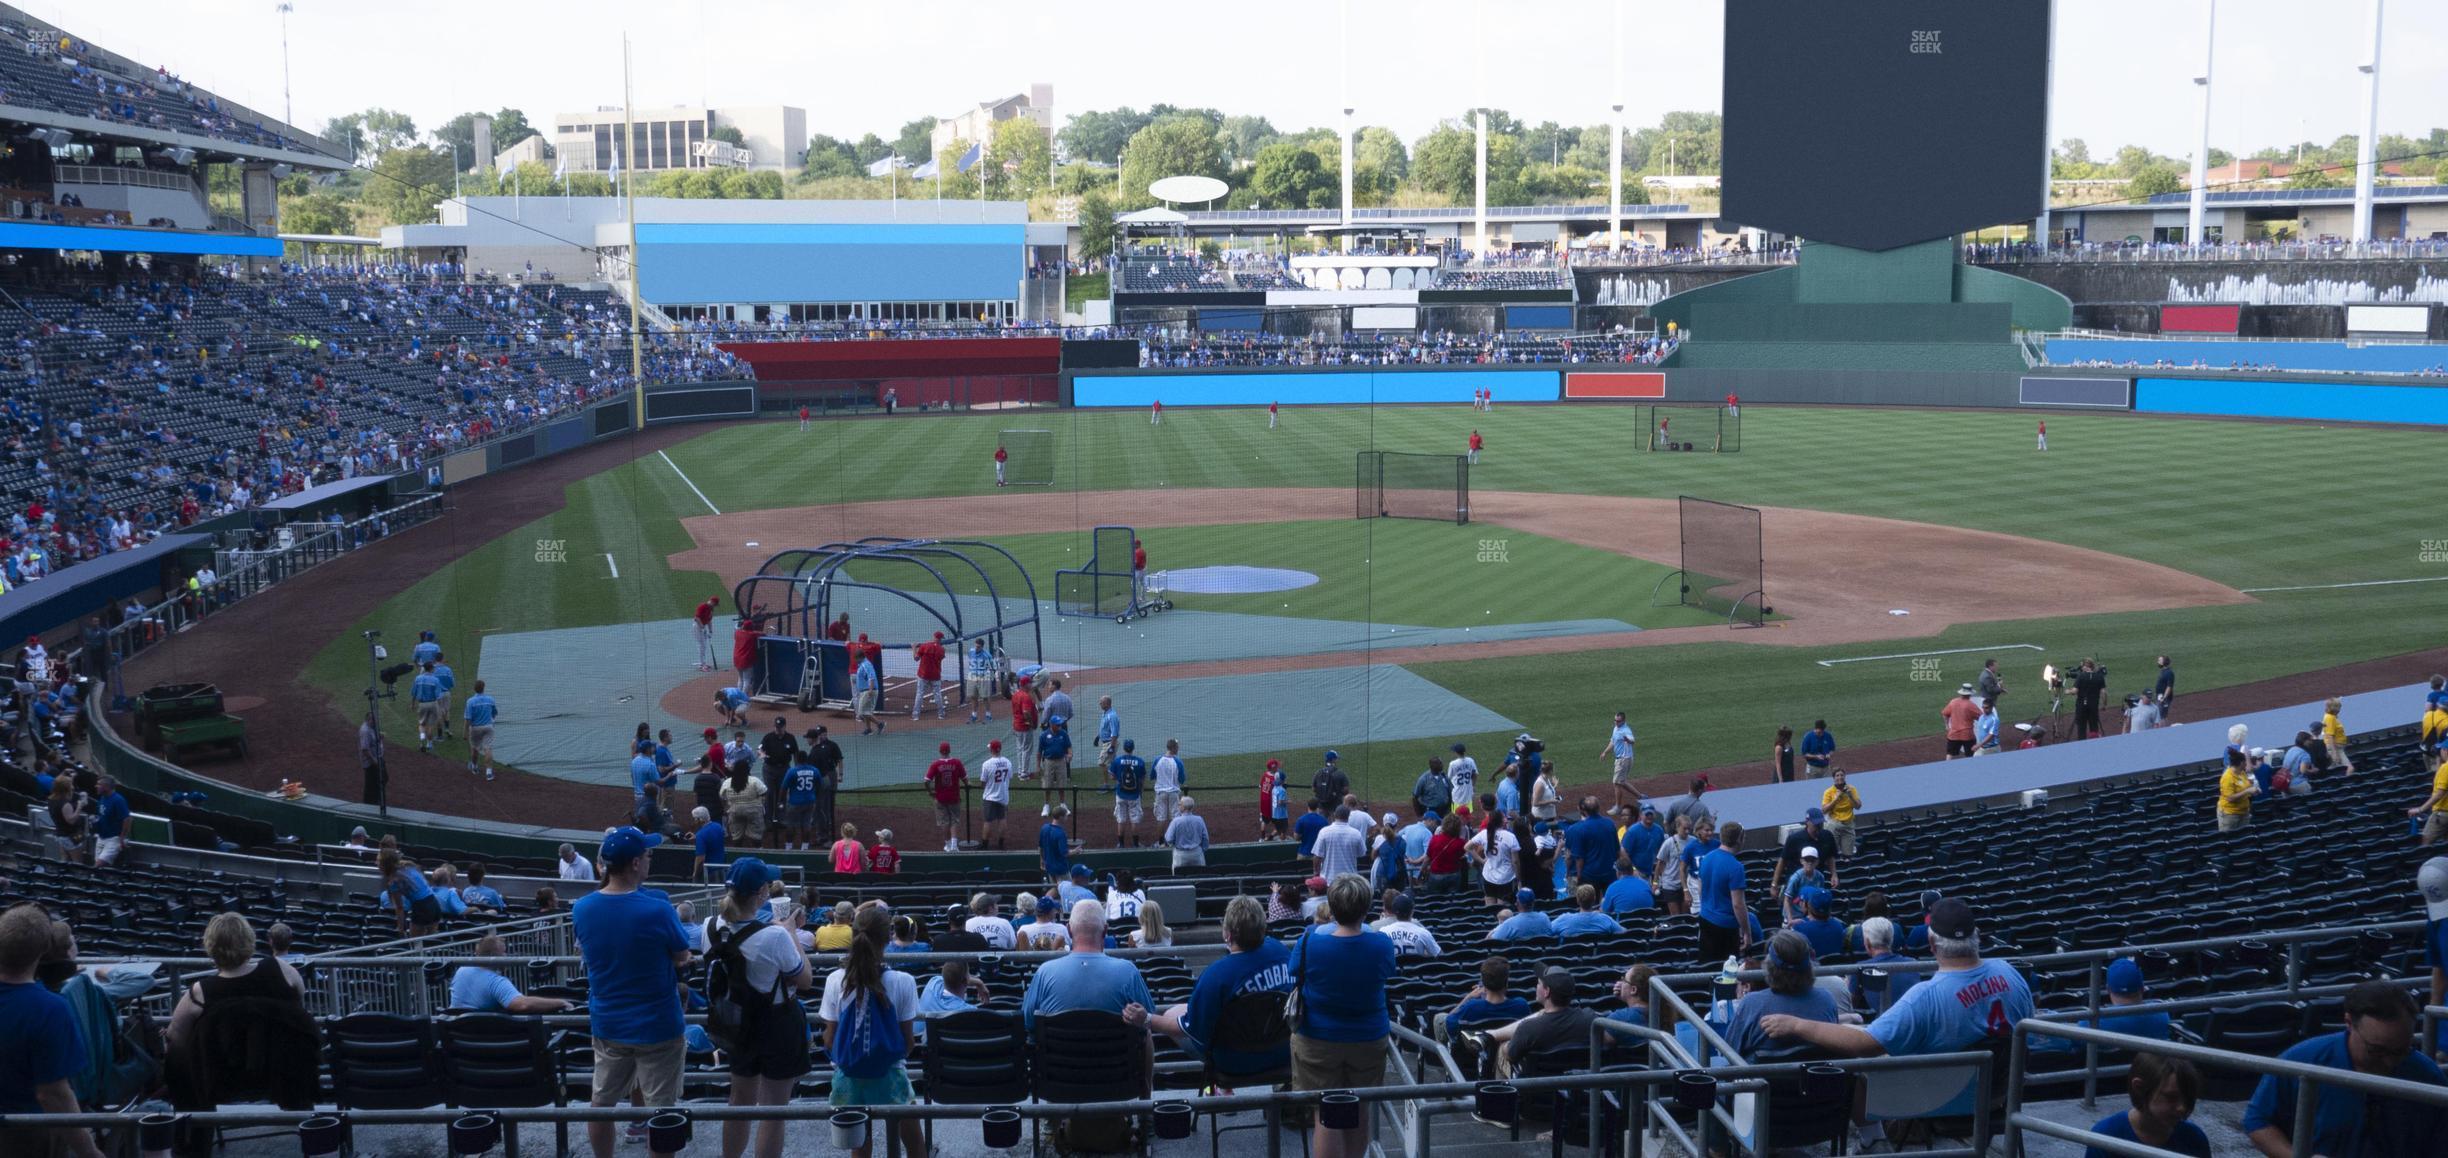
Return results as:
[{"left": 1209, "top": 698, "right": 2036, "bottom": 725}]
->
[{"left": 954, "top": 143, "right": 983, "bottom": 174}]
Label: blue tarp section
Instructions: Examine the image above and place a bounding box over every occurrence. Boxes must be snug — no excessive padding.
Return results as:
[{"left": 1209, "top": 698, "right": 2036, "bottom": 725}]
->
[
  {"left": 0, "top": 533, "right": 209, "bottom": 645},
  {"left": 1073, "top": 369, "right": 1559, "bottom": 407},
  {"left": 0, "top": 222, "right": 282, "bottom": 257},
  {"left": 2136, "top": 376, "right": 2448, "bottom": 426}
]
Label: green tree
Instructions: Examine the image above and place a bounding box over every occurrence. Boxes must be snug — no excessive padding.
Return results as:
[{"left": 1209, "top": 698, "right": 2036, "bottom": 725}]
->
[
  {"left": 1247, "top": 140, "right": 1336, "bottom": 208},
  {"left": 1058, "top": 108, "right": 1151, "bottom": 164},
  {"left": 853, "top": 133, "right": 892, "bottom": 166},
  {"left": 1514, "top": 162, "right": 1601, "bottom": 203},
  {"left": 1629, "top": 111, "right": 1721, "bottom": 175},
  {"left": 802, "top": 134, "right": 861, "bottom": 180},
  {"left": 1354, "top": 125, "right": 1407, "bottom": 202},
  {"left": 564, "top": 172, "right": 613, "bottom": 197},
  {"left": 358, "top": 145, "right": 455, "bottom": 226},
  {"left": 2056, "top": 137, "right": 2092, "bottom": 166},
  {"left": 1409, "top": 119, "right": 1531, "bottom": 200},
  {"left": 988, "top": 117, "right": 1052, "bottom": 199},
  {"left": 1054, "top": 162, "right": 1116, "bottom": 196},
  {"left": 1116, "top": 116, "right": 1226, "bottom": 207},
  {"left": 2286, "top": 163, "right": 2342, "bottom": 189},
  {"left": 709, "top": 124, "right": 747, "bottom": 147},
  {"left": 432, "top": 107, "right": 545, "bottom": 169},
  {"left": 491, "top": 108, "right": 541, "bottom": 150},
  {"left": 892, "top": 116, "right": 938, "bottom": 163},
  {"left": 278, "top": 189, "right": 355, "bottom": 236},
  {"left": 2124, "top": 165, "right": 2185, "bottom": 200},
  {"left": 1215, "top": 114, "right": 1278, "bottom": 168},
  {"left": 1077, "top": 186, "right": 1117, "bottom": 259}
]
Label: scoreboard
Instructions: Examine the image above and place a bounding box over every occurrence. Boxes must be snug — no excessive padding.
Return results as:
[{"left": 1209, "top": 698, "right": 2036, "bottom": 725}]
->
[{"left": 1721, "top": 0, "right": 2052, "bottom": 252}]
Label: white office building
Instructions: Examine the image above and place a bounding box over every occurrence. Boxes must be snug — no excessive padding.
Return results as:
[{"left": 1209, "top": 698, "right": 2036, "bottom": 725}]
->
[{"left": 551, "top": 105, "right": 806, "bottom": 174}]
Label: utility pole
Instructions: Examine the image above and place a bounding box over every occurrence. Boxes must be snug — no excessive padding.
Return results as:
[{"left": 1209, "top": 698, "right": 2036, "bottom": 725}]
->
[
  {"left": 2186, "top": 0, "right": 2217, "bottom": 246},
  {"left": 1609, "top": 0, "right": 1624, "bottom": 252},
  {"left": 276, "top": 2, "right": 294, "bottom": 127},
  {"left": 2351, "top": 0, "right": 2385, "bottom": 243},
  {"left": 623, "top": 36, "right": 647, "bottom": 429}
]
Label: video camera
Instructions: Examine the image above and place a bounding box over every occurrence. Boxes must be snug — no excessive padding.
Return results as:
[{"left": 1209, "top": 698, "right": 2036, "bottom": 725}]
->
[
  {"left": 1514, "top": 734, "right": 1544, "bottom": 756},
  {"left": 379, "top": 662, "right": 416, "bottom": 686}
]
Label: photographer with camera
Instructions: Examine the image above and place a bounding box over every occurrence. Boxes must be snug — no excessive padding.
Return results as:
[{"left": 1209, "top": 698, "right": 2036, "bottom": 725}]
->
[
  {"left": 2125, "top": 691, "right": 2162, "bottom": 734},
  {"left": 2070, "top": 658, "right": 2109, "bottom": 740}
]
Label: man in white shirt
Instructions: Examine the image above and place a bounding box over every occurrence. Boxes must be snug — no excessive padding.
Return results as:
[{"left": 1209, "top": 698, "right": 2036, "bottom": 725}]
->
[
  {"left": 556, "top": 842, "right": 596, "bottom": 882},
  {"left": 978, "top": 739, "right": 1015, "bottom": 850},
  {"left": 1313, "top": 805, "right": 1366, "bottom": 880},
  {"left": 1372, "top": 891, "right": 1443, "bottom": 959},
  {"left": 965, "top": 892, "right": 1017, "bottom": 950},
  {"left": 1446, "top": 743, "right": 1479, "bottom": 812},
  {"left": 1150, "top": 739, "right": 1187, "bottom": 840}
]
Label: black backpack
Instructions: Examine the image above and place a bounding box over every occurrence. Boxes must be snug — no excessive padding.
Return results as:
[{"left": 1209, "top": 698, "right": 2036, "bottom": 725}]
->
[{"left": 702, "top": 918, "right": 775, "bottom": 1053}]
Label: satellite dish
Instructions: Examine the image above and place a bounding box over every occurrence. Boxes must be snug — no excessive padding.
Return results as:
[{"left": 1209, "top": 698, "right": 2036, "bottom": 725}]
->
[{"left": 1148, "top": 174, "right": 1228, "bottom": 204}]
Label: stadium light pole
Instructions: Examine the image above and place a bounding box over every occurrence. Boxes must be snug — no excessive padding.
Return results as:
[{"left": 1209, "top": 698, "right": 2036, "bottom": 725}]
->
[
  {"left": 1473, "top": 2, "right": 1488, "bottom": 258},
  {"left": 1609, "top": 0, "right": 1623, "bottom": 252},
  {"left": 623, "top": 36, "right": 647, "bottom": 431},
  {"left": 1339, "top": 0, "right": 1354, "bottom": 249},
  {"left": 2033, "top": 0, "right": 2057, "bottom": 247},
  {"left": 2351, "top": 0, "right": 2385, "bottom": 243},
  {"left": 275, "top": 2, "right": 294, "bottom": 128},
  {"left": 2186, "top": 0, "right": 2216, "bottom": 248}
]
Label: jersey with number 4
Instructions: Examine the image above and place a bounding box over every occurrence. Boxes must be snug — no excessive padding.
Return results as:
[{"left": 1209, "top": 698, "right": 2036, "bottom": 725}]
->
[{"left": 1867, "top": 958, "right": 2032, "bottom": 1063}]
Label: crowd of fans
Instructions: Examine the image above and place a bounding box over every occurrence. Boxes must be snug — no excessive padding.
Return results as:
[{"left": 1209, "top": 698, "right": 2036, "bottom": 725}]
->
[
  {"left": 3, "top": 25, "right": 307, "bottom": 154},
  {"left": 1139, "top": 329, "right": 1680, "bottom": 367},
  {"left": 0, "top": 266, "right": 741, "bottom": 596}
]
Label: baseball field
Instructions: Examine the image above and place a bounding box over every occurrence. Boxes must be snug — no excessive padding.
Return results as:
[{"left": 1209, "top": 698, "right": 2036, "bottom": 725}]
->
[{"left": 253, "top": 400, "right": 2448, "bottom": 834}]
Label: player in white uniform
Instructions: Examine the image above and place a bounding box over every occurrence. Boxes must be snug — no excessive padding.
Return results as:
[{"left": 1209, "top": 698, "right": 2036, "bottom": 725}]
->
[
  {"left": 1446, "top": 742, "right": 1479, "bottom": 812},
  {"left": 1151, "top": 739, "right": 1187, "bottom": 838},
  {"left": 978, "top": 739, "right": 1015, "bottom": 849}
]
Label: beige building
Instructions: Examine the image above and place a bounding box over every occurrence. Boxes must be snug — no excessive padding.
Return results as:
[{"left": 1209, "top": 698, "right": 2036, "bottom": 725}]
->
[
  {"left": 931, "top": 84, "right": 1053, "bottom": 158},
  {"left": 552, "top": 104, "right": 806, "bottom": 174}
]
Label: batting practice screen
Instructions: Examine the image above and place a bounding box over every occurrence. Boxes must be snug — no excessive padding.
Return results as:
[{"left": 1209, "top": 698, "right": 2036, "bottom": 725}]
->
[
  {"left": 1000, "top": 428, "right": 1054, "bottom": 486},
  {"left": 1674, "top": 496, "right": 1766, "bottom": 627},
  {"left": 1356, "top": 451, "right": 1470, "bottom": 525},
  {"left": 1055, "top": 524, "right": 1138, "bottom": 618},
  {"left": 1721, "top": 0, "right": 2049, "bottom": 251},
  {"left": 1638, "top": 403, "right": 1742, "bottom": 453}
]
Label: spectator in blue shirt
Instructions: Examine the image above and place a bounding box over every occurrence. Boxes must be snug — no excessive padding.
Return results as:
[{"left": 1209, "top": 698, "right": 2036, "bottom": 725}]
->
[
  {"left": 1788, "top": 888, "right": 1847, "bottom": 958},
  {"left": 1695, "top": 821, "right": 1752, "bottom": 964},
  {"left": 2244, "top": 980, "right": 2447, "bottom": 1158},
  {"left": 1606, "top": 964, "right": 1655, "bottom": 1027},
  {"left": 1551, "top": 884, "right": 1626, "bottom": 938},
  {"left": 2084, "top": 1052, "right": 2212, "bottom": 1158},
  {"left": 449, "top": 932, "right": 572, "bottom": 1013},
  {"left": 1294, "top": 799, "right": 1329, "bottom": 858},
  {"left": 1562, "top": 797, "right": 1622, "bottom": 889},
  {"left": 1723, "top": 931, "right": 1842, "bottom": 1058},
  {"left": 1799, "top": 720, "right": 1836, "bottom": 777},
  {"left": 1850, "top": 917, "right": 1922, "bottom": 1013},
  {"left": 1487, "top": 889, "right": 1556, "bottom": 941},
  {"left": 1037, "top": 804, "right": 1072, "bottom": 884},
  {"left": 1440, "top": 959, "right": 1532, "bottom": 1041},
  {"left": 2032, "top": 957, "right": 2171, "bottom": 1053},
  {"left": 572, "top": 826, "right": 690, "bottom": 1158},
  {"left": 0, "top": 904, "right": 103, "bottom": 1158},
  {"left": 628, "top": 740, "right": 661, "bottom": 799},
  {"left": 691, "top": 807, "right": 727, "bottom": 879},
  {"left": 460, "top": 863, "right": 505, "bottom": 911},
  {"left": 1289, "top": 875, "right": 1400, "bottom": 1158},
  {"left": 1152, "top": 896, "right": 1294, "bottom": 1073},
  {"left": 1619, "top": 805, "right": 1666, "bottom": 883},
  {"left": 1602, "top": 871, "right": 1657, "bottom": 915},
  {"left": 90, "top": 777, "right": 130, "bottom": 867},
  {"left": 1019, "top": 900, "right": 1153, "bottom": 1031}
]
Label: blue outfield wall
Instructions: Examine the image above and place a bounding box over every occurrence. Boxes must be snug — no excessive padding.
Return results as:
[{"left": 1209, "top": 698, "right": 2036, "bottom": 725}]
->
[
  {"left": 0, "top": 221, "right": 283, "bottom": 257},
  {"left": 1072, "top": 369, "right": 1559, "bottom": 407},
  {"left": 2136, "top": 376, "right": 2448, "bottom": 425},
  {"left": 2048, "top": 337, "right": 2448, "bottom": 375}
]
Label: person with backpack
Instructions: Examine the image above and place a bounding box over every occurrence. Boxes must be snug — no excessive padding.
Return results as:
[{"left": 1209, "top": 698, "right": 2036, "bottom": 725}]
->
[
  {"left": 701, "top": 857, "right": 811, "bottom": 1158},
  {"left": 817, "top": 903, "right": 924, "bottom": 1158}
]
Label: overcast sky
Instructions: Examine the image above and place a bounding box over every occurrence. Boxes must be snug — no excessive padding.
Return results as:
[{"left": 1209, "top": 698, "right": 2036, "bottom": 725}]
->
[{"left": 44, "top": 0, "right": 2446, "bottom": 159}]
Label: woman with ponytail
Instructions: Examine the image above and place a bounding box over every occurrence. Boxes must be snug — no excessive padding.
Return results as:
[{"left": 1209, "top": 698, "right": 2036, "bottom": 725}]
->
[
  {"left": 710, "top": 858, "right": 810, "bottom": 1158},
  {"left": 817, "top": 902, "right": 923, "bottom": 1158}
]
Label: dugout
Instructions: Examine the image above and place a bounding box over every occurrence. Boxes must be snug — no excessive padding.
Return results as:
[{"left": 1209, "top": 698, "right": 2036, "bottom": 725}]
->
[{"left": 733, "top": 538, "right": 1042, "bottom": 711}]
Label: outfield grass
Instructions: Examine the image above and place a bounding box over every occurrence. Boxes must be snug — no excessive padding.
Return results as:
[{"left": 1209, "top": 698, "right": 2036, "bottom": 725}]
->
[{"left": 309, "top": 404, "right": 2448, "bottom": 796}]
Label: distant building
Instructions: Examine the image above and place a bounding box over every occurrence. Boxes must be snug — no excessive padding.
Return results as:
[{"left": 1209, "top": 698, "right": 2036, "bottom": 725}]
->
[
  {"left": 931, "top": 84, "right": 1053, "bottom": 159},
  {"left": 551, "top": 105, "right": 806, "bottom": 174},
  {"left": 494, "top": 135, "right": 550, "bottom": 173}
]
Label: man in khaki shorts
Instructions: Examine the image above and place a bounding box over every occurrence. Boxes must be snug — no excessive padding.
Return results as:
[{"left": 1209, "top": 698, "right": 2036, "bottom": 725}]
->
[
  {"left": 1601, "top": 711, "right": 1638, "bottom": 812},
  {"left": 571, "top": 826, "right": 691, "bottom": 1156}
]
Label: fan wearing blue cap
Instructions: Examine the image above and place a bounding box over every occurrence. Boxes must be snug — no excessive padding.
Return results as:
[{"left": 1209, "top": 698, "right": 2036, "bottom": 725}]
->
[
  {"left": 570, "top": 826, "right": 690, "bottom": 1153},
  {"left": 1789, "top": 887, "right": 1846, "bottom": 958},
  {"left": 1108, "top": 738, "right": 1149, "bottom": 848},
  {"left": 1311, "top": 750, "right": 1348, "bottom": 813},
  {"left": 1487, "top": 889, "right": 1554, "bottom": 942},
  {"left": 2044, "top": 958, "right": 2173, "bottom": 1054},
  {"left": 704, "top": 857, "right": 814, "bottom": 1139}
]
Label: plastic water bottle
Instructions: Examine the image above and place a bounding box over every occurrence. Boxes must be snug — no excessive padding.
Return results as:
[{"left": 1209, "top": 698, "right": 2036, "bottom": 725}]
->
[{"left": 1709, "top": 955, "right": 1740, "bottom": 1028}]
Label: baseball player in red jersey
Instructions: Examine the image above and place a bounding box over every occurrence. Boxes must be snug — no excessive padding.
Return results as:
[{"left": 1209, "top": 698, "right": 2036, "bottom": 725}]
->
[
  {"left": 1467, "top": 429, "right": 1482, "bottom": 465},
  {"left": 1010, "top": 682, "right": 1040, "bottom": 780},
  {"left": 825, "top": 613, "right": 852, "bottom": 643},
  {"left": 1132, "top": 538, "right": 1148, "bottom": 605},
  {"left": 731, "top": 616, "right": 763, "bottom": 695},
  {"left": 994, "top": 444, "right": 1008, "bottom": 486},
  {"left": 1657, "top": 415, "right": 1672, "bottom": 449},
  {"left": 925, "top": 741, "right": 967, "bottom": 851},
  {"left": 1725, "top": 392, "right": 1740, "bottom": 418},
  {"left": 1151, "top": 399, "right": 1163, "bottom": 425},
  {"left": 798, "top": 405, "right": 810, "bottom": 431},
  {"left": 692, "top": 594, "right": 720, "bottom": 670},
  {"left": 1268, "top": 400, "right": 1278, "bottom": 429},
  {"left": 2037, "top": 420, "right": 2047, "bottom": 451},
  {"left": 911, "top": 631, "right": 948, "bottom": 719}
]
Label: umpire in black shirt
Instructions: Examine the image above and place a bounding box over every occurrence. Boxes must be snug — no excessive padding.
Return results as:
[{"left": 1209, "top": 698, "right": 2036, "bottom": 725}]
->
[{"left": 2071, "top": 658, "right": 2109, "bottom": 739}]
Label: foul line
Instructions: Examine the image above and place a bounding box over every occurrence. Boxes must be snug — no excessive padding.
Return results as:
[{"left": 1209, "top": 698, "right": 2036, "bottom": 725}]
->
[
  {"left": 1817, "top": 643, "right": 2045, "bottom": 668},
  {"left": 2240, "top": 576, "right": 2448, "bottom": 594},
  {"left": 657, "top": 450, "right": 720, "bottom": 514},
  {"left": 604, "top": 554, "right": 619, "bottom": 579}
]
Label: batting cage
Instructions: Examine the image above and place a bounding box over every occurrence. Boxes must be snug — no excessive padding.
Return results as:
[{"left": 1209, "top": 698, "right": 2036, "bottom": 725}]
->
[
  {"left": 1055, "top": 524, "right": 1172, "bottom": 622},
  {"left": 1356, "top": 450, "right": 1471, "bottom": 525},
  {"left": 1636, "top": 403, "right": 1742, "bottom": 453},
  {"left": 999, "top": 428, "right": 1055, "bottom": 486},
  {"left": 1651, "top": 496, "right": 1766, "bottom": 627},
  {"left": 733, "top": 538, "right": 1043, "bottom": 710}
]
